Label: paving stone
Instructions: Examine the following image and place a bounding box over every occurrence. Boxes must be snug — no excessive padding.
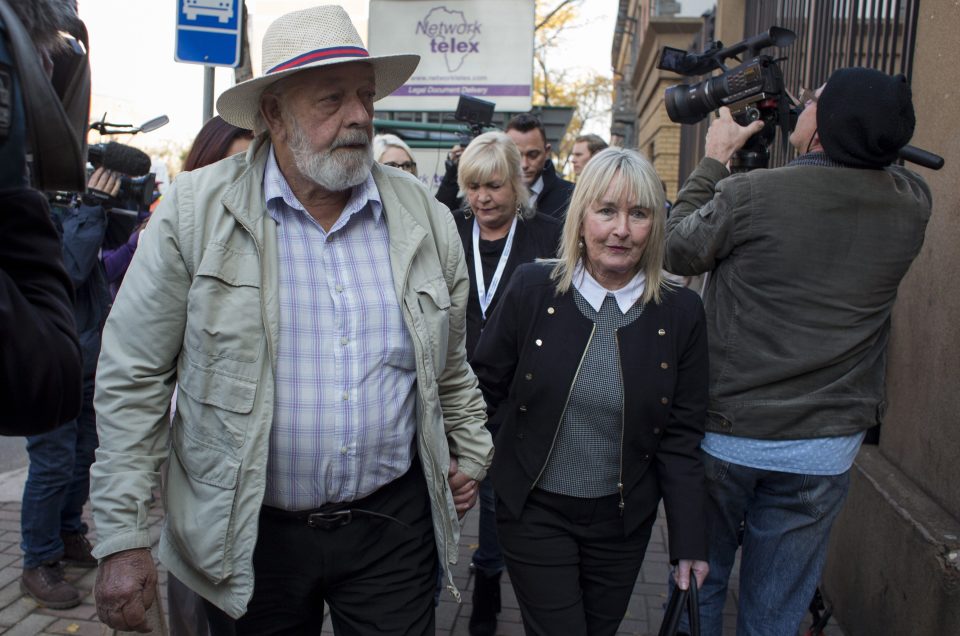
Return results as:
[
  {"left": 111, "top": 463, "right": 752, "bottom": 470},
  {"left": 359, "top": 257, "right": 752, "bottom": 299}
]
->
[
  {"left": 2, "top": 610, "right": 56, "bottom": 636},
  {"left": 43, "top": 617, "right": 105, "bottom": 635}
]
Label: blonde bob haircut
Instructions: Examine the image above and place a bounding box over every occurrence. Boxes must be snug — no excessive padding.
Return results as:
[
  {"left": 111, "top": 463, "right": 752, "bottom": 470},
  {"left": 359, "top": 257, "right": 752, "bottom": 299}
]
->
[
  {"left": 372, "top": 133, "right": 415, "bottom": 163},
  {"left": 457, "top": 131, "right": 534, "bottom": 220},
  {"left": 550, "top": 147, "right": 669, "bottom": 304}
]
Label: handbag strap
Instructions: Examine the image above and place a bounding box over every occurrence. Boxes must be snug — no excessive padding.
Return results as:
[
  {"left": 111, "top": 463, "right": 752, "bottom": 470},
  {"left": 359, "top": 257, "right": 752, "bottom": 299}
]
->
[{"left": 657, "top": 581, "right": 701, "bottom": 636}]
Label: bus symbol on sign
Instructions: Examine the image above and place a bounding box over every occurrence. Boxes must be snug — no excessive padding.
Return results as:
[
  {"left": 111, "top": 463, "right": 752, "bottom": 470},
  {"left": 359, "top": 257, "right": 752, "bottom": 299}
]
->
[{"left": 183, "top": 0, "right": 234, "bottom": 23}]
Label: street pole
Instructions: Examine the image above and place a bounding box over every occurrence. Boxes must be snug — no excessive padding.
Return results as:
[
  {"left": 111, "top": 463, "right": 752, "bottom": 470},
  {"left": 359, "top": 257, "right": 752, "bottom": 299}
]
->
[{"left": 202, "top": 66, "right": 214, "bottom": 123}]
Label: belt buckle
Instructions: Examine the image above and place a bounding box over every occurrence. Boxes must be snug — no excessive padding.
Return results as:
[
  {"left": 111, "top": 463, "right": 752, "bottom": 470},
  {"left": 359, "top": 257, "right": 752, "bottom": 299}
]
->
[{"left": 307, "top": 509, "right": 352, "bottom": 530}]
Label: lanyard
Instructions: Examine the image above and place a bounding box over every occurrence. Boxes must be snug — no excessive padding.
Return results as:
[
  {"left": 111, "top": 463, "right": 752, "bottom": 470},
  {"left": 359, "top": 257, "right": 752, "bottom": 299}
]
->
[{"left": 473, "top": 216, "right": 518, "bottom": 320}]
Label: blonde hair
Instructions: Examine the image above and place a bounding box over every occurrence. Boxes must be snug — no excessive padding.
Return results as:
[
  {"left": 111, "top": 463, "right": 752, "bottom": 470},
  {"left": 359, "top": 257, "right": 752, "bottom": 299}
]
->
[
  {"left": 457, "top": 131, "right": 533, "bottom": 220},
  {"left": 550, "top": 147, "right": 669, "bottom": 304},
  {"left": 372, "top": 133, "right": 415, "bottom": 163}
]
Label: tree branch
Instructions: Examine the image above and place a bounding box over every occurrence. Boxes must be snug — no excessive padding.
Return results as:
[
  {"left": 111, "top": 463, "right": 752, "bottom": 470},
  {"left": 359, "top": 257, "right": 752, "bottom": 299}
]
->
[{"left": 535, "top": 0, "right": 579, "bottom": 32}]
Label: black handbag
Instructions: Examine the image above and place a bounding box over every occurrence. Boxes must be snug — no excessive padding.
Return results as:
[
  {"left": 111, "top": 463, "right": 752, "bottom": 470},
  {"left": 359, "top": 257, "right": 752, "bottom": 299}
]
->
[{"left": 657, "top": 579, "right": 701, "bottom": 636}]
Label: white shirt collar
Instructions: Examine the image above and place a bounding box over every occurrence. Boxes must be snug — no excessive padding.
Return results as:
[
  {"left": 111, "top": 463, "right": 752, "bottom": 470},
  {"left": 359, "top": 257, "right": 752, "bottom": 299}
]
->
[
  {"left": 572, "top": 263, "right": 646, "bottom": 314},
  {"left": 528, "top": 174, "right": 544, "bottom": 206}
]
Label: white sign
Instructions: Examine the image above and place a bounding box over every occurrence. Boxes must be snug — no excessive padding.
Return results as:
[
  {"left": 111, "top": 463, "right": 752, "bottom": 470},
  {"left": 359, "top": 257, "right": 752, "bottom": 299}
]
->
[{"left": 368, "top": 0, "right": 535, "bottom": 112}]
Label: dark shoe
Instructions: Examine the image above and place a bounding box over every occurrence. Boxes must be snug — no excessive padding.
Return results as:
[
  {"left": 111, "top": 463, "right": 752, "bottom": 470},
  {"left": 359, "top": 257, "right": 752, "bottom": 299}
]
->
[
  {"left": 20, "top": 562, "right": 82, "bottom": 609},
  {"left": 61, "top": 532, "right": 97, "bottom": 568},
  {"left": 469, "top": 569, "right": 502, "bottom": 636}
]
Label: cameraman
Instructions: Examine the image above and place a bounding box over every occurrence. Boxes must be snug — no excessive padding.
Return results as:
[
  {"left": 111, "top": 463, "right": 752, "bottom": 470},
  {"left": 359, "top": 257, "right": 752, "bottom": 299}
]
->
[
  {"left": 18, "top": 166, "right": 115, "bottom": 609},
  {"left": 663, "top": 67, "right": 932, "bottom": 636},
  {"left": 0, "top": 0, "right": 83, "bottom": 437}
]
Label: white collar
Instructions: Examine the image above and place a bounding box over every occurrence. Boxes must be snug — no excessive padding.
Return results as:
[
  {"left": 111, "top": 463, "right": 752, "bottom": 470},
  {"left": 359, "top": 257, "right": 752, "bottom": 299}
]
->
[
  {"left": 572, "top": 263, "right": 646, "bottom": 314},
  {"left": 529, "top": 174, "right": 544, "bottom": 196}
]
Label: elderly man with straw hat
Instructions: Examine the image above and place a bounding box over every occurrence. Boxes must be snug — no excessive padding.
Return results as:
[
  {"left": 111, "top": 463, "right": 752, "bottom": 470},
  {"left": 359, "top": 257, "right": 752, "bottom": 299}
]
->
[{"left": 89, "top": 5, "right": 493, "bottom": 634}]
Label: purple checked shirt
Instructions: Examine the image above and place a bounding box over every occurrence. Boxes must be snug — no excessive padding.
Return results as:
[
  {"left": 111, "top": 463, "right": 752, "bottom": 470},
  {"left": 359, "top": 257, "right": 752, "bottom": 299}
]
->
[{"left": 262, "top": 149, "right": 417, "bottom": 511}]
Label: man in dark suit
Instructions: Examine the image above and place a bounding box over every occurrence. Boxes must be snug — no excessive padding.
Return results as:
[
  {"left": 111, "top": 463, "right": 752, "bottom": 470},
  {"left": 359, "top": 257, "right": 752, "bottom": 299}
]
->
[{"left": 505, "top": 113, "right": 575, "bottom": 220}]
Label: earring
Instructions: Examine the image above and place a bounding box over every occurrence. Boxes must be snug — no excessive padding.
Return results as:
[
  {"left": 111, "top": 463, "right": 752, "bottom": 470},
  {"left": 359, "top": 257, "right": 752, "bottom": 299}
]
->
[
  {"left": 577, "top": 239, "right": 584, "bottom": 250},
  {"left": 515, "top": 202, "right": 523, "bottom": 216},
  {"left": 462, "top": 204, "right": 473, "bottom": 219}
]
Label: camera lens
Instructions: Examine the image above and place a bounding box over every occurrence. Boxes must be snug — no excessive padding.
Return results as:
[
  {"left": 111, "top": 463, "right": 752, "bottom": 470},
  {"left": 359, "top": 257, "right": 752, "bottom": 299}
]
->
[{"left": 664, "top": 76, "right": 725, "bottom": 125}]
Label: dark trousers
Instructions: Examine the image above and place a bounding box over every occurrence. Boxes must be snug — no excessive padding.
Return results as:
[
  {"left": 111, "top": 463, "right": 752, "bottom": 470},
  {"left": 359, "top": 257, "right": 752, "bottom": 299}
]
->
[
  {"left": 497, "top": 488, "right": 655, "bottom": 636},
  {"left": 205, "top": 460, "right": 438, "bottom": 636}
]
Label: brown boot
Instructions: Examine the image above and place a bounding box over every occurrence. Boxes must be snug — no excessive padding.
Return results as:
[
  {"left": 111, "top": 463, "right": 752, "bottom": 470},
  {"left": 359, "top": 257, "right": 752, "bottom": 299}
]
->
[
  {"left": 20, "top": 561, "right": 82, "bottom": 609},
  {"left": 60, "top": 532, "right": 97, "bottom": 568}
]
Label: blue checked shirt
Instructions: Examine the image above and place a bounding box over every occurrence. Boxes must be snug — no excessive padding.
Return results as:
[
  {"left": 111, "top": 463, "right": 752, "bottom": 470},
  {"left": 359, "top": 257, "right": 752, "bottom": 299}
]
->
[{"left": 262, "top": 149, "right": 417, "bottom": 510}]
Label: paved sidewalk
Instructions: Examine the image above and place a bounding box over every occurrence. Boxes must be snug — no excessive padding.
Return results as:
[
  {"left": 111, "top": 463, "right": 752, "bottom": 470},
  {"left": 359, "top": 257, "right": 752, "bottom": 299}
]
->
[{"left": 0, "top": 469, "right": 844, "bottom": 635}]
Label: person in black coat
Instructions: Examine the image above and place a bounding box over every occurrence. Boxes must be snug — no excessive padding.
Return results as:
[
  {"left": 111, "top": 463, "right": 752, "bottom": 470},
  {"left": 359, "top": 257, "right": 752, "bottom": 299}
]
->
[
  {"left": 505, "top": 113, "right": 574, "bottom": 221},
  {"left": 471, "top": 147, "right": 709, "bottom": 636},
  {"left": 453, "top": 131, "right": 561, "bottom": 636}
]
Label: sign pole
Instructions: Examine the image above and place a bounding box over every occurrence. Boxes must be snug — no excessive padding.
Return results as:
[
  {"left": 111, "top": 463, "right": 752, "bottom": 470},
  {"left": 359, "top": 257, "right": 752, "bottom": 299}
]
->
[{"left": 202, "top": 66, "right": 214, "bottom": 123}]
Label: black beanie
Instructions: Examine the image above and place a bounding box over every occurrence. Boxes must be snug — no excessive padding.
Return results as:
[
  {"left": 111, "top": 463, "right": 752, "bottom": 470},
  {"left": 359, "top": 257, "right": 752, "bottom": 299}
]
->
[{"left": 816, "top": 67, "right": 915, "bottom": 169}]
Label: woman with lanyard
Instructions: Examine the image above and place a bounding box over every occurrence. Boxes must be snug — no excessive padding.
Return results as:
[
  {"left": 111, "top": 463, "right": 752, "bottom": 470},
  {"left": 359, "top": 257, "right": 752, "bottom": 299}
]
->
[
  {"left": 452, "top": 131, "right": 561, "bottom": 636},
  {"left": 470, "top": 147, "right": 709, "bottom": 635}
]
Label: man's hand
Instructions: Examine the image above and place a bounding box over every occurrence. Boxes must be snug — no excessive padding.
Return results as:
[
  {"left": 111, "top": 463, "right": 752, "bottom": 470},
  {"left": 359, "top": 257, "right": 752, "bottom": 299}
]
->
[
  {"left": 448, "top": 456, "right": 478, "bottom": 519},
  {"left": 87, "top": 167, "right": 121, "bottom": 199},
  {"left": 447, "top": 144, "right": 464, "bottom": 166},
  {"left": 673, "top": 558, "right": 709, "bottom": 591},
  {"left": 704, "top": 107, "right": 766, "bottom": 167},
  {"left": 94, "top": 548, "right": 158, "bottom": 633}
]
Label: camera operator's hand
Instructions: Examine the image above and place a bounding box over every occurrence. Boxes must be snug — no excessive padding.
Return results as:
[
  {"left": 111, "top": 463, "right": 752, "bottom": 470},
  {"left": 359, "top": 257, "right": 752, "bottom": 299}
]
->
[
  {"left": 705, "top": 107, "right": 766, "bottom": 167},
  {"left": 446, "top": 144, "right": 464, "bottom": 168},
  {"left": 87, "top": 167, "right": 121, "bottom": 200}
]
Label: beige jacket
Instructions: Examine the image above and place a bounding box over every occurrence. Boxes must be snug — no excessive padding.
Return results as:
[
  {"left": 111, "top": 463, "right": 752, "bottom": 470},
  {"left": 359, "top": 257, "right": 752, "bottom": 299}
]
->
[{"left": 90, "top": 136, "right": 493, "bottom": 617}]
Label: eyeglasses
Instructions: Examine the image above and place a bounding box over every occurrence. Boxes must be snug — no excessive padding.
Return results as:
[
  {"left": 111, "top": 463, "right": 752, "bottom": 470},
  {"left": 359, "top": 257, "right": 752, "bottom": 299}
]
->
[
  {"left": 798, "top": 87, "right": 819, "bottom": 107},
  {"left": 384, "top": 161, "right": 417, "bottom": 173}
]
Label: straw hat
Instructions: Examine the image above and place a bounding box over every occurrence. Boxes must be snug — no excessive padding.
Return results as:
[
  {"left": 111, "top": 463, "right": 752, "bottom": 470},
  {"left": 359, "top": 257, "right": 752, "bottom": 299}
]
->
[{"left": 216, "top": 5, "right": 419, "bottom": 130}]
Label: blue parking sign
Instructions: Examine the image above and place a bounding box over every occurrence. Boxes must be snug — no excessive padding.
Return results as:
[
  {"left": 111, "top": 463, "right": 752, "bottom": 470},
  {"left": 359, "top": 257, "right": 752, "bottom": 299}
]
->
[{"left": 175, "top": 0, "right": 243, "bottom": 67}]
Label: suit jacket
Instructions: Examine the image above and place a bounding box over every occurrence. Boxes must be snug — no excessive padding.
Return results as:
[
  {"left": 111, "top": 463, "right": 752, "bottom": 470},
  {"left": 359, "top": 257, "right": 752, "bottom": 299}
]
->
[
  {"left": 534, "top": 159, "right": 575, "bottom": 220},
  {"left": 453, "top": 211, "right": 562, "bottom": 359},
  {"left": 471, "top": 262, "right": 709, "bottom": 560}
]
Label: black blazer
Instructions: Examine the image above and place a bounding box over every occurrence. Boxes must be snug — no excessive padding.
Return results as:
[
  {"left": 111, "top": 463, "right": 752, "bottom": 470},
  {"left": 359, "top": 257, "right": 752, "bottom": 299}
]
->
[
  {"left": 454, "top": 211, "right": 562, "bottom": 359},
  {"left": 534, "top": 159, "right": 575, "bottom": 221},
  {"left": 471, "top": 262, "right": 709, "bottom": 560}
]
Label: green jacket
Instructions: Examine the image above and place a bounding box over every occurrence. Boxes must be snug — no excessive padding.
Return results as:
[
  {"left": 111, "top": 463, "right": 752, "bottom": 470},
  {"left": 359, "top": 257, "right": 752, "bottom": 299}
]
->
[{"left": 90, "top": 136, "right": 493, "bottom": 617}]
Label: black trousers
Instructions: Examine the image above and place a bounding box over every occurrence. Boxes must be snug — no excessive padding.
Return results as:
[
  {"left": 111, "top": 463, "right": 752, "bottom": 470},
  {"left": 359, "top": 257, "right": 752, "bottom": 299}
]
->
[
  {"left": 497, "top": 488, "right": 656, "bottom": 636},
  {"left": 205, "top": 460, "right": 438, "bottom": 636}
]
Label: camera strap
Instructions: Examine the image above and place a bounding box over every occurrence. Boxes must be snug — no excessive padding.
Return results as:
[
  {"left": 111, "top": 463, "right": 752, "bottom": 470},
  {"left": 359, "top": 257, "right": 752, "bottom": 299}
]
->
[
  {"left": 472, "top": 215, "right": 518, "bottom": 321},
  {"left": 0, "top": 0, "right": 90, "bottom": 192}
]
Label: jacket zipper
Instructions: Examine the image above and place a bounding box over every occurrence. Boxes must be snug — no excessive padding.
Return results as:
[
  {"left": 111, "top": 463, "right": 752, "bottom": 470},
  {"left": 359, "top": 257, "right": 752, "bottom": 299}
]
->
[
  {"left": 530, "top": 324, "right": 596, "bottom": 489},
  {"left": 615, "top": 329, "right": 625, "bottom": 516}
]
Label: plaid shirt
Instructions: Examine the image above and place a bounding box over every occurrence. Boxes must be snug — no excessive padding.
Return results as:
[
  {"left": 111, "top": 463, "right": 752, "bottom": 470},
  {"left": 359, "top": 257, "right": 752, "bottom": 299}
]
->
[{"left": 262, "top": 150, "right": 417, "bottom": 510}]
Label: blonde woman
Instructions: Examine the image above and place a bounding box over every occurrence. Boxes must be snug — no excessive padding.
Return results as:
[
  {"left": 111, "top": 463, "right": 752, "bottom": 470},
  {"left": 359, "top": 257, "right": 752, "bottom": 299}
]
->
[
  {"left": 453, "top": 131, "right": 560, "bottom": 635},
  {"left": 471, "top": 147, "right": 709, "bottom": 635}
]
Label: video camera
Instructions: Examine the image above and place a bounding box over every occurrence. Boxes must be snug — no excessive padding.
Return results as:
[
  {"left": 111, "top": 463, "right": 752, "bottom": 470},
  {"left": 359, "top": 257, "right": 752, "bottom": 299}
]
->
[
  {"left": 657, "top": 27, "right": 797, "bottom": 172},
  {"left": 453, "top": 94, "right": 495, "bottom": 146}
]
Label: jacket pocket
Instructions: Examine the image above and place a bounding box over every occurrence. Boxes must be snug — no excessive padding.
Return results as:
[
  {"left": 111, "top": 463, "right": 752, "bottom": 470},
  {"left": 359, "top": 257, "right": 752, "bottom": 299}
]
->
[
  {"left": 165, "top": 426, "right": 240, "bottom": 584},
  {"left": 415, "top": 277, "right": 451, "bottom": 377},
  {"left": 177, "top": 359, "right": 256, "bottom": 448},
  {"left": 185, "top": 242, "right": 263, "bottom": 363}
]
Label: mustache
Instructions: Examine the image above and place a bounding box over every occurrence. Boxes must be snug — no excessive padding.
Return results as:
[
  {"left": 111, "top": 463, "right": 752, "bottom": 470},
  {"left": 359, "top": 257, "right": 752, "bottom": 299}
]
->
[{"left": 331, "top": 130, "right": 371, "bottom": 150}]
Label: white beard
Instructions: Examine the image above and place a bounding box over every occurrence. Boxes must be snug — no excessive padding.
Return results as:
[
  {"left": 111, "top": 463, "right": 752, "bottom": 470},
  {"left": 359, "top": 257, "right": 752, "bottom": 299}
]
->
[{"left": 287, "top": 120, "right": 373, "bottom": 191}]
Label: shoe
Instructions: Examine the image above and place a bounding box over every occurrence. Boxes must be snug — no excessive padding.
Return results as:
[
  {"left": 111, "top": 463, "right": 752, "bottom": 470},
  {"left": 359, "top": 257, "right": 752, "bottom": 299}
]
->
[
  {"left": 20, "top": 562, "right": 82, "bottom": 609},
  {"left": 469, "top": 569, "right": 502, "bottom": 636},
  {"left": 61, "top": 532, "right": 97, "bottom": 568}
]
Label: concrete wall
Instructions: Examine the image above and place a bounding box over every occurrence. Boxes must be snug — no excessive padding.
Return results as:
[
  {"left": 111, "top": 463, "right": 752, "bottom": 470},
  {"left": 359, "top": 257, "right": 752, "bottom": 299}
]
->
[{"left": 823, "top": 2, "right": 960, "bottom": 634}]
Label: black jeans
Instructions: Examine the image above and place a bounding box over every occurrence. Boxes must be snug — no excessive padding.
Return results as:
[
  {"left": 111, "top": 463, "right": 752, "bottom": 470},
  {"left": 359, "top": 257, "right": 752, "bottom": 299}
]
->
[
  {"left": 205, "top": 460, "right": 437, "bottom": 636},
  {"left": 497, "top": 488, "right": 656, "bottom": 636}
]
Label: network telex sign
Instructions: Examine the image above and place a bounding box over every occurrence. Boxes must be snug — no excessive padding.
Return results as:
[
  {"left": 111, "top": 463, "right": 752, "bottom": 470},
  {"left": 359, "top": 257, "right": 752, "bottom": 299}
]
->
[{"left": 369, "top": 0, "right": 534, "bottom": 112}]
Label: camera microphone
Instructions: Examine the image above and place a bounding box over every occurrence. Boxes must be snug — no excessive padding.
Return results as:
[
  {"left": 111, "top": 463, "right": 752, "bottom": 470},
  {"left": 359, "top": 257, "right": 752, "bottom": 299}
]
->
[{"left": 88, "top": 142, "right": 152, "bottom": 177}]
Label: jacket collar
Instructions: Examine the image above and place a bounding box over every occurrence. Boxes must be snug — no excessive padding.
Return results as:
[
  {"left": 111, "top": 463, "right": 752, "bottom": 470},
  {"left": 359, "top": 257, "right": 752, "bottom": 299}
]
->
[
  {"left": 221, "top": 133, "right": 273, "bottom": 239},
  {"left": 370, "top": 163, "right": 428, "bottom": 299}
]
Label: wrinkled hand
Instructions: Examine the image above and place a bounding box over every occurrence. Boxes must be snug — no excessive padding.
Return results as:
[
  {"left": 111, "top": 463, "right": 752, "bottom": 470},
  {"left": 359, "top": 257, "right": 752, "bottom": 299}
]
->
[
  {"left": 448, "top": 456, "right": 479, "bottom": 519},
  {"left": 673, "top": 558, "right": 709, "bottom": 591},
  {"left": 95, "top": 548, "right": 158, "bottom": 633},
  {"left": 704, "top": 107, "right": 766, "bottom": 167},
  {"left": 447, "top": 144, "right": 464, "bottom": 165},
  {"left": 87, "top": 167, "right": 121, "bottom": 198}
]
